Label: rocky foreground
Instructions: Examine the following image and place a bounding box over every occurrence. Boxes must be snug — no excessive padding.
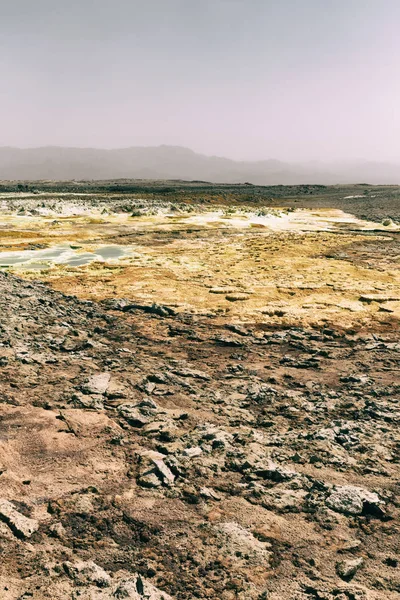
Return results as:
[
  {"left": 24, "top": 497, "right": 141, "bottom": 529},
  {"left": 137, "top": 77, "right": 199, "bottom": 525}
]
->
[{"left": 0, "top": 271, "right": 399, "bottom": 599}]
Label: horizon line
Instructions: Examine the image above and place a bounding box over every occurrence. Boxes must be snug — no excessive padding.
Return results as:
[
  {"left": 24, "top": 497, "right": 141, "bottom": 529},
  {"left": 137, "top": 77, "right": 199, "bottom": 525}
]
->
[{"left": 0, "top": 145, "right": 397, "bottom": 166}]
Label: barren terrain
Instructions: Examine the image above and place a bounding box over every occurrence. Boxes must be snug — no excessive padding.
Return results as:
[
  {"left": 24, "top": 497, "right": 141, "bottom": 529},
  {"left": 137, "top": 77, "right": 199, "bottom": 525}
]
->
[{"left": 0, "top": 182, "right": 399, "bottom": 599}]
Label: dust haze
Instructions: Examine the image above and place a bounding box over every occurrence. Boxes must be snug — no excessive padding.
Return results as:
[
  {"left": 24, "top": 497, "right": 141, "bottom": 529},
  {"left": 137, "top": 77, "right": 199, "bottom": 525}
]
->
[{"left": 2, "top": 0, "right": 400, "bottom": 165}]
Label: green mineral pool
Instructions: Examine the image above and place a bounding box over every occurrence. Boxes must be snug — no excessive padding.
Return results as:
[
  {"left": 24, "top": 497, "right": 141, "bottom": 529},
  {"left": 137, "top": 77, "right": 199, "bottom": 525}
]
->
[{"left": 0, "top": 244, "right": 129, "bottom": 270}]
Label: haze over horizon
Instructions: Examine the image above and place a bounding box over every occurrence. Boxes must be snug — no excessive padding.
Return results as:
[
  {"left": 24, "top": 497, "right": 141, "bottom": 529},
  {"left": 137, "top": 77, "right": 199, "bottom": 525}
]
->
[
  {"left": 2, "top": 144, "right": 400, "bottom": 167},
  {"left": 2, "top": 0, "right": 400, "bottom": 163},
  {"left": 3, "top": 143, "right": 400, "bottom": 166}
]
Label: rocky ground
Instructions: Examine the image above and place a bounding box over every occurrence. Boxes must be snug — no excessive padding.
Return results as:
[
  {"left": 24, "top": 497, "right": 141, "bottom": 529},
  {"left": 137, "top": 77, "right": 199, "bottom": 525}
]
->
[
  {"left": 1, "top": 188, "right": 400, "bottom": 329},
  {"left": 0, "top": 183, "right": 399, "bottom": 599},
  {"left": 0, "top": 269, "right": 399, "bottom": 599},
  {"left": 2, "top": 180, "right": 400, "bottom": 223}
]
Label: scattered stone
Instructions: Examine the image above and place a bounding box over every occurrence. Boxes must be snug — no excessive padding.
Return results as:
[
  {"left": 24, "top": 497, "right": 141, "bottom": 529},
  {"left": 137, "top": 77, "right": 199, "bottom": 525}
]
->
[
  {"left": 326, "top": 485, "right": 383, "bottom": 516},
  {"left": 213, "top": 336, "right": 244, "bottom": 347},
  {"left": 105, "top": 378, "right": 129, "bottom": 399},
  {"left": 200, "top": 425, "right": 232, "bottom": 449},
  {"left": 217, "top": 522, "right": 271, "bottom": 565},
  {"left": 152, "top": 458, "right": 175, "bottom": 486},
  {"left": 359, "top": 294, "right": 400, "bottom": 303},
  {"left": 171, "top": 368, "right": 210, "bottom": 381},
  {"left": 200, "top": 487, "right": 222, "bottom": 501},
  {"left": 260, "top": 488, "right": 308, "bottom": 512},
  {"left": 49, "top": 522, "right": 66, "bottom": 539},
  {"left": 118, "top": 404, "right": 150, "bottom": 427},
  {"left": 64, "top": 560, "right": 111, "bottom": 587},
  {"left": 137, "top": 451, "right": 175, "bottom": 487},
  {"left": 183, "top": 446, "right": 203, "bottom": 458},
  {"left": 0, "top": 499, "right": 39, "bottom": 538},
  {"left": 71, "top": 392, "right": 104, "bottom": 410},
  {"left": 336, "top": 557, "right": 364, "bottom": 580},
  {"left": 82, "top": 372, "right": 111, "bottom": 395},
  {"left": 138, "top": 472, "right": 162, "bottom": 488},
  {"left": 113, "top": 575, "right": 173, "bottom": 599},
  {"left": 123, "top": 303, "right": 175, "bottom": 317},
  {"left": 254, "top": 461, "right": 298, "bottom": 482},
  {"left": 338, "top": 539, "right": 362, "bottom": 553},
  {"left": 225, "top": 324, "right": 250, "bottom": 336},
  {"left": 61, "top": 336, "right": 87, "bottom": 352},
  {"left": 225, "top": 293, "right": 249, "bottom": 302},
  {"left": 209, "top": 287, "right": 237, "bottom": 294}
]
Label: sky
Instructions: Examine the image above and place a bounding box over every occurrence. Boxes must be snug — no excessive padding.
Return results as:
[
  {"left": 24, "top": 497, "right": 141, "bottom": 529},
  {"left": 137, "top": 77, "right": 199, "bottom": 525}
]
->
[{"left": 1, "top": 0, "right": 400, "bottom": 162}]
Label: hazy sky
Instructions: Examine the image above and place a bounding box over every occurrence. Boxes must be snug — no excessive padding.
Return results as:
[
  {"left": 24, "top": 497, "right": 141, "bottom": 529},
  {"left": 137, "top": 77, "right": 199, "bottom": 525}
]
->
[{"left": 1, "top": 0, "right": 400, "bottom": 161}]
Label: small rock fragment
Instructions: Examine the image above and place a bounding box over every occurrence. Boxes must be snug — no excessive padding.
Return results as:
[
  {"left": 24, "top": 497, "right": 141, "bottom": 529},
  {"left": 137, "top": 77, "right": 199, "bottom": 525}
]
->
[
  {"left": 172, "top": 368, "right": 210, "bottom": 381},
  {"left": 338, "top": 539, "right": 362, "bottom": 553},
  {"left": 255, "top": 461, "right": 297, "bottom": 482},
  {"left": 71, "top": 392, "right": 104, "bottom": 410},
  {"left": 336, "top": 557, "right": 364, "bottom": 580},
  {"left": 82, "top": 372, "right": 111, "bottom": 395},
  {"left": 137, "top": 451, "right": 176, "bottom": 487},
  {"left": 64, "top": 560, "right": 111, "bottom": 587},
  {"left": 200, "top": 487, "right": 221, "bottom": 501},
  {"left": 105, "top": 378, "right": 129, "bottom": 399},
  {"left": 359, "top": 294, "right": 400, "bottom": 303},
  {"left": 49, "top": 522, "right": 66, "bottom": 539},
  {"left": 113, "top": 574, "right": 173, "bottom": 599},
  {"left": 183, "top": 447, "right": 203, "bottom": 458},
  {"left": 326, "top": 485, "right": 383, "bottom": 516},
  {"left": 138, "top": 472, "right": 162, "bottom": 488},
  {"left": 217, "top": 522, "right": 271, "bottom": 565},
  {"left": 0, "top": 499, "right": 39, "bottom": 539},
  {"left": 225, "top": 293, "right": 249, "bottom": 302},
  {"left": 152, "top": 459, "right": 175, "bottom": 486},
  {"left": 118, "top": 404, "right": 150, "bottom": 427},
  {"left": 213, "top": 336, "right": 244, "bottom": 347}
]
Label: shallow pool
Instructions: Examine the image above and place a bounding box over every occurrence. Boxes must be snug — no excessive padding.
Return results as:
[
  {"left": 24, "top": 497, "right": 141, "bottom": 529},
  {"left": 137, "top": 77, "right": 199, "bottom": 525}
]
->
[{"left": 0, "top": 244, "right": 129, "bottom": 270}]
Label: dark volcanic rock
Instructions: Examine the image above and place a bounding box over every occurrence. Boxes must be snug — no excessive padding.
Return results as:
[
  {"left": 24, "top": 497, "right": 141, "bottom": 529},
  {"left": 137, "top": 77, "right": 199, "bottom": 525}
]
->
[{"left": 0, "top": 271, "right": 399, "bottom": 600}]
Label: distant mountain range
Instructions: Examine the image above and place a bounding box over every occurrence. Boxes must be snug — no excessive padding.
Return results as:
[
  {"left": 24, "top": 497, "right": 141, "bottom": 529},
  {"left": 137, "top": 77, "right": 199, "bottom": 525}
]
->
[{"left": 0, "top": 145, "right": 399, "bottom": 184}]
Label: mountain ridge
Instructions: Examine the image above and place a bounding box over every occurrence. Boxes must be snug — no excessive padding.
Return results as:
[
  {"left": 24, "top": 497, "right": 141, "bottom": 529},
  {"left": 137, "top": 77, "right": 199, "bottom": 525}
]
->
[{"left": 0, "top": 145, "right": 399, "bottom": 184}]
